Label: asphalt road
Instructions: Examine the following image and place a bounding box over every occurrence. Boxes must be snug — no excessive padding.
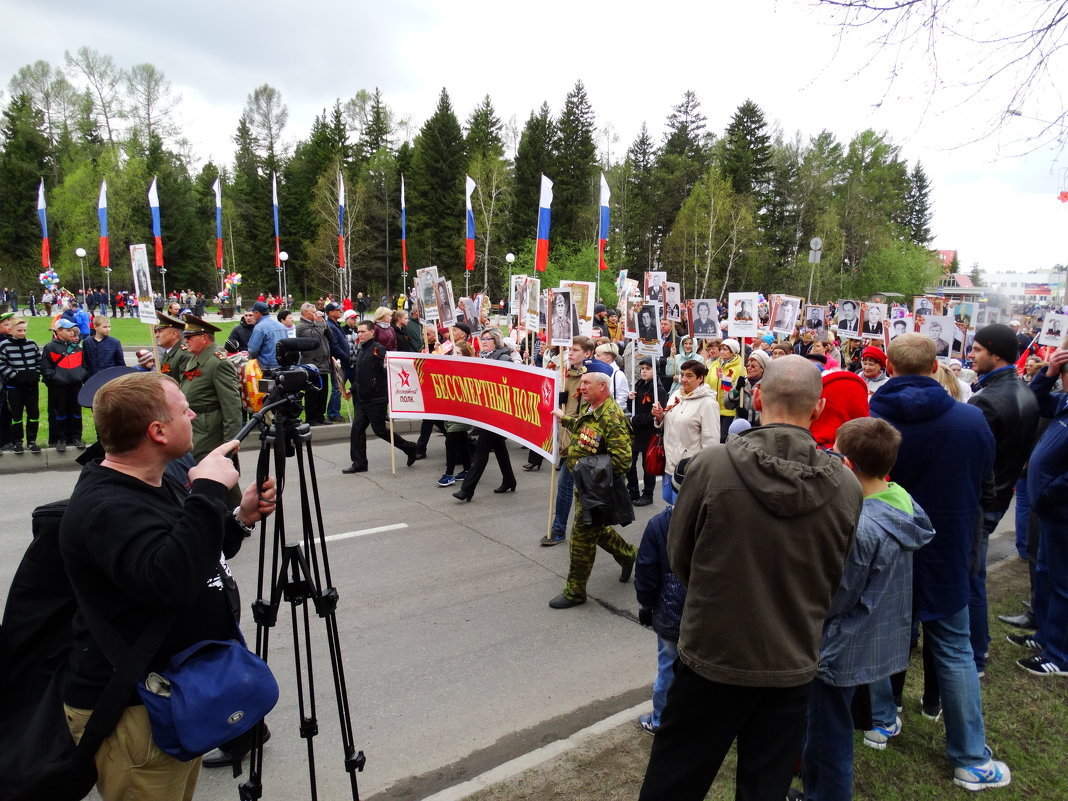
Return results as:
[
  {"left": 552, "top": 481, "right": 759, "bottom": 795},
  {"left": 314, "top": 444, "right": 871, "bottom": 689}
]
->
[
  {"left": 0, "top": 424, "right": 1019, "bottom": 801},
  {"left": 0, "top": 426, "right": 656, "bottom": 801}
]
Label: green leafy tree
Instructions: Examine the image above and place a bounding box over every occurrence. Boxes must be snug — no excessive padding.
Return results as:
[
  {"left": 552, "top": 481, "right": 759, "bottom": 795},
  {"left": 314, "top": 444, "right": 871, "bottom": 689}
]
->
[
  {"left": 465, "top": 95, "right": 504, "bottom": 161},
  {"left": 719, "top": 99, "right": 773, "bottom": 200},
  {"left": 511, "top": 102, "right": 556, "bottom": 247},
  {"left": 906, "top": 161, "right": 934, "bottom": 246},
  {"left": 0, "top": 94, "right": 52, "bottom": 287},
  {"left": 552, "top": 81, "right": 599, "bottom": 247},
  {"left": 408, "top": 89, "right": 466, "bottom": 275},
  {"left": 836, "top": 129, "right": 910, "bottom": 270},
  {"left": 616, "top": 123, "right": 659, "bottom": 273}
]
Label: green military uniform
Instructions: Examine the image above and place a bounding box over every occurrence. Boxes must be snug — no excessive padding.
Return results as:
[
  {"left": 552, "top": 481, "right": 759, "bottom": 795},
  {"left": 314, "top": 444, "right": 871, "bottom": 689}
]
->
[
  {"left": 154, "top": 312, "right": 190, "bottom": 378},
  {"left": 558, "top": 396, "right": 637, "bottom": 602},
  {"left": 177, "top": 316, "right": 243, "bottom": 461}
]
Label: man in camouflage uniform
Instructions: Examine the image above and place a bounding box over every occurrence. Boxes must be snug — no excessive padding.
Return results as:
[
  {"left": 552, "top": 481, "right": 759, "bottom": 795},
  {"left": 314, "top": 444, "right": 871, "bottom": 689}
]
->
[
  {"left": 177, "top": 315, "right": 242, "bottom": 462},
  {"left": 549, "top": 359, "right": 637, "bottom": 609},
  {"left": 154, "top": 312, "right": 189, "bottom": 377}
]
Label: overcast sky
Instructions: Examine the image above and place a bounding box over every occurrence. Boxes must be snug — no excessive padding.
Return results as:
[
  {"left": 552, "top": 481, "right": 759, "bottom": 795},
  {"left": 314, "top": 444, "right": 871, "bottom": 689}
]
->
[{"left": 3, "top": 0, "right": 1065, "bottom": 275}]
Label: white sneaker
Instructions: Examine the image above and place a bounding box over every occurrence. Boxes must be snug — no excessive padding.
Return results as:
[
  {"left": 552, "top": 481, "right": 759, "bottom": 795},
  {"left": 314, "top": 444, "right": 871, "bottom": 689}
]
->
[
  {"left": 862, "top": 716, "right": 901, "bottom": 750},
  {"left": 953, "top": 758, "right": 1011, "bottom": 791}
]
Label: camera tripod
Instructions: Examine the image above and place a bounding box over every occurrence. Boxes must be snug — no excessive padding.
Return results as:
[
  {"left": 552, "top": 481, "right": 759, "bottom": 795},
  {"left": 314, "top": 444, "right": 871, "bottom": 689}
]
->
[{"left": 236, "top": 391, "right": 365, "bottom": 801}]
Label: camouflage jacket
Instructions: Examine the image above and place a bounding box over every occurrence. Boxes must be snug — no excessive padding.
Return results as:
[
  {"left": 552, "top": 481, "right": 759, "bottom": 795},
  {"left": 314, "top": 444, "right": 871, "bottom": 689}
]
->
[{"left": 560, "top": 396, "right": 632, "bottom": 475}]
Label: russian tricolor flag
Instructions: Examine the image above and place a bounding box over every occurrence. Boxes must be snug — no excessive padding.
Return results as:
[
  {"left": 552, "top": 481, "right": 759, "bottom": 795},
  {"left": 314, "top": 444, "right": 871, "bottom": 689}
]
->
[
  {"left": 98, "top": 179, "right": 109, "bottom": 268},
  {"left": 148, "top": 177, "right": 163, "bottom": 267},
  {"left": 535, "top": 174, "right": 553, "bottom": 272},
  {"left": 400, "top": 174, "right": 408, "bottom": 273},
  {"left": 598, "top": 173, "right": 610, "bottom": 271},
  {"left": 213, "top": 176, "right": 223, "bottom": 271},
  {"left": 37, "top": 179, "right": 50, "bottom": 268},
  {"left": 338, "top": 171, "right": 346, "bottom": 269},
  {"left": 465, "top": 175, "right": 476, "bottom": 272},
  {"left": 272, "top": 172, "right": 280, "bottom": 268}
]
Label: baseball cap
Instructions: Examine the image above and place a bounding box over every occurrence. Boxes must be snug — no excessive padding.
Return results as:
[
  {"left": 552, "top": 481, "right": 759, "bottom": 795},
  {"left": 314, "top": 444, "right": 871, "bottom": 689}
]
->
[
  {"left": 54, "top": 319, "right": 77, "bottom": 330},
  {"left": 250, "top": 301, "right": 269, "bottom": 314},
  {"left": 341, "top": 309, "right": 358, "bottom": 320},
  {"left": 324, "top": 302, "right": 342, "bottom": 312}
]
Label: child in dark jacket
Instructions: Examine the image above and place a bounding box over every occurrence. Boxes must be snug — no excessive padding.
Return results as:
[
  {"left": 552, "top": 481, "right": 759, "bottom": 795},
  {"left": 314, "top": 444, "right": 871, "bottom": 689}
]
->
[
  {"left": 82, "top": 315, "right": 126, "bottom": 375},
  {"left": 634, "top": 458, "right": 690, "bottom": 733},
  {"left": 628, "top": 357, "right": 661, "bottom": 505},
  {"left": 40, "top": 320, "right": 88, "bottom": 452},
  {"left": 0, "top": 319, "right": 42, "bottom": 453}
]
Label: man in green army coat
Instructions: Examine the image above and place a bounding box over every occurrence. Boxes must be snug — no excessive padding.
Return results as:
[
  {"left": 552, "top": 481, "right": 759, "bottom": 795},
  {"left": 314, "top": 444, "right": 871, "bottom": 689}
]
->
[
  {"left": 177, "top": 315, "right": 242, "bottom": 461},
  {"left": 154, "top": 312, "right": 189, "bottom": 377},
  {"left": 549, "top": 358, "right": 637, "bottom": 609}
]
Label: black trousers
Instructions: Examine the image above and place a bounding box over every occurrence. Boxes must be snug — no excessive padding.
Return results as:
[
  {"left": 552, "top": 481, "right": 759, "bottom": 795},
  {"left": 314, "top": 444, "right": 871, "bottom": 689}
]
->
[
  {"left": 348, "top": 399, "right": 413, "bottom": 468},
  {"left": 444, "top": 430, "right": 470, "bottom": 474},
  {"left": 639, "top": 662, "right": 809, "bottom": 801},
  {"left": 459, "top": 429, "right": 515, "bottom": 496},
  {"left": 304, "top": 380, "right": 328, "bottom": 423},
  {"left": 47, "top": 384, "right": 82, "bottom": 444},
  {"left": 627, "top": 445, "right": 656, "bottom": 499},
  {"left": 417, "top": 418, "right": 446, "bottom": 452},
  {"left": 6, "top": 384, "right": 40, "bottom": 443}
]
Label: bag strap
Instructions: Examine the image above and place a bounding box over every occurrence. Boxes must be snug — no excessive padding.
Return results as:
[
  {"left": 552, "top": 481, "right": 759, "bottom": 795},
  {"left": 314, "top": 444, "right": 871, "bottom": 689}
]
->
[{"left": 67, "top": 582, "right": 178, "bottom": 759}]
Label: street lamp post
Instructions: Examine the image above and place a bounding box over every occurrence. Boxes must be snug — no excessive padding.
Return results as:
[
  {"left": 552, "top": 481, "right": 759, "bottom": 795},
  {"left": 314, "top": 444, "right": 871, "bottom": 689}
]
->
[
  {"left": 279, "top": 251, "right": 289, "bottom": 306},
  {"left": 75, "top": 247, "right": 87, "bottom": 304},
  {"left": 505, "top": 252, "right": 515, "bottom": 323},
  {"left": 159, "top": 267, "right": 167, "bottom": 303},
  {"left": 104, "top": 267, "right": 112, "bottom": 308}
]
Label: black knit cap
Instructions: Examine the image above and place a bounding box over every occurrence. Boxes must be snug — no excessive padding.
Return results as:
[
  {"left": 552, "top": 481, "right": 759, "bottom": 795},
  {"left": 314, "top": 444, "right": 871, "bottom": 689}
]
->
[{"left": 973, "top": 323, "right": 1018, "bottom": 364}]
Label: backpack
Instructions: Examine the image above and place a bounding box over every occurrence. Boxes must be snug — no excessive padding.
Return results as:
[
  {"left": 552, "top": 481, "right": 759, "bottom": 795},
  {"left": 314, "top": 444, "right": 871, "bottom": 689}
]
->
[{"left": 0, "top": 501, "right": 171, "bottom": 801}]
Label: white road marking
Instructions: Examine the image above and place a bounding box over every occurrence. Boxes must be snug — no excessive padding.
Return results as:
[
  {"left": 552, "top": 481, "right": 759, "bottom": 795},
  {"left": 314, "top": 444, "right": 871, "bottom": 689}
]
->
[{"left": 325, "top": 523, "right": 409, "bottom": 543}]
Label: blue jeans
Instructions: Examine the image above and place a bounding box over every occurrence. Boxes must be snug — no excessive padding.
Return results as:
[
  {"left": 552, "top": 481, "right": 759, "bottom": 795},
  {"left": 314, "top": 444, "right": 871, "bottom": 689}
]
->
[
  {"left": 803, "top": 681, "right": 858, "bottom": 801},
  {"left": 1033, "top": 520, "right": 1068, "bottom": 669},
  {"left": 551, "top": 462, "right": 574, "bottom": 536},
  {"left": 650, "top": 637, "right": 678, "bottom": 729},
  {"left": 327, "top": 372, "right": 343, "bottom": 419},
  {"left": 968, "top": 509, "right": 1003, "bottom": 671},
  {"left": 1014, "top": 476, "right": 1030, "bottom": 559},
  {"left": 871, "top": 606, "right": 988, "bottom": 768}
]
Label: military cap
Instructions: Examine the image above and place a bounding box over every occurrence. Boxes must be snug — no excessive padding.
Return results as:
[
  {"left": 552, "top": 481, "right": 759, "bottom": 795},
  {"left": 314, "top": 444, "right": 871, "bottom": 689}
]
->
[
  {"left": 154, "top": 311, "right": 186, "bottom": 331},
  {"left": 181, "top": 314, "right": 222, "bottom": 336}
]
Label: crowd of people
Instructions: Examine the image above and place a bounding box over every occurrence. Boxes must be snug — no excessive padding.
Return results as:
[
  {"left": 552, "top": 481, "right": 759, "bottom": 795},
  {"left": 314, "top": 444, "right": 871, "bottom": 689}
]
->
[{"left": 2, "top": 278, "right": 1066, "bottom": 801}]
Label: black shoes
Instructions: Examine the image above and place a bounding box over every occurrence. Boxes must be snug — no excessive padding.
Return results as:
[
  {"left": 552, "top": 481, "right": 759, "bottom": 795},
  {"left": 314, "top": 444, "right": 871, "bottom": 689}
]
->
[
  {"left": 540, "top": 534, "right": 566, "bottom": 546},
  {"left": 56, "top": 441, "right": 67, "bottom": 453},
  {"left": 549, "top": 594, "right": 584, "bottom": 609},
  {"left": 452, "top": 489, "right": 473, "bottom": 502},
  {"left": 414, "top": 450, "right": 427, "bottom": 461},
  {"left": 328, "top": 416, "right": 345, "bottom": 423},
  {"left": 633, "top": 495, "right": 654, "bottom": 507},
  {"left": 522, "top": 462, "right": 541, "bottom": 471},
  {"left": 998, "top": 611, "right": 1036, "bottom": 630},
  {"left": 493, "top": 483, "right": 516, "bottom": 493},
  {"left": 405, "top": 446, "right": 418, "bottom": 467},
  {"left": 619, "top": 558, "right": 635, "bottom": 583},
  {"left": 342, "top": 463, "right": 368, "bottom": 474}
]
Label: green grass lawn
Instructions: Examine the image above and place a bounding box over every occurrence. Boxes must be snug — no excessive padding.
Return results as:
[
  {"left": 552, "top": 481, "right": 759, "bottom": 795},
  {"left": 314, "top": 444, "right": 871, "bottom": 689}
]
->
[{"left": 16, "top": 314, "right": 240, "bottom": 349}]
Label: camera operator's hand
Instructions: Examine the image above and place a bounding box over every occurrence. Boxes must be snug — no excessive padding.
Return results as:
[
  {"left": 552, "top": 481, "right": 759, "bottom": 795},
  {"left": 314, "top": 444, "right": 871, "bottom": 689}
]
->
[
  {"left": 239, "top": 476, "right": 277, "bottom": 526},
  {"left": 189, "top": 440, "right": 240, "bottom": 488}
]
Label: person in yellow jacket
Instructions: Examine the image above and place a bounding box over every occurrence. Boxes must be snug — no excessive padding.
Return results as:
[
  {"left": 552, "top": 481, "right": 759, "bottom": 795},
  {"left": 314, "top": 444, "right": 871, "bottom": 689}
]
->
[{"left": 705, "top": 338, "right": 745, "bottom": 442}]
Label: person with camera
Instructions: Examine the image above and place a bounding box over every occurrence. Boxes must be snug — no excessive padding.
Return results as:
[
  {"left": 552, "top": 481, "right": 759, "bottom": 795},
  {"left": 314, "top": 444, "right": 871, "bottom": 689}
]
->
[
  {"left": 60, "top": 371, "right": 276, "bottom": 801},
  {"left": 343, "top": 320, "right": 419, "bottom": 474}
]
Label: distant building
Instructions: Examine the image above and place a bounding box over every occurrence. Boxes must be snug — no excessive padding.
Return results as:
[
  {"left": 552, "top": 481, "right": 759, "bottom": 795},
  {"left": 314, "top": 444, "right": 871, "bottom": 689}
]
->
[
  {"left": 936, "top": 250, "right": 958, "bottom": 270},
  {"left": 983, "top": 270, "right": 1065, "bottom": 304}
]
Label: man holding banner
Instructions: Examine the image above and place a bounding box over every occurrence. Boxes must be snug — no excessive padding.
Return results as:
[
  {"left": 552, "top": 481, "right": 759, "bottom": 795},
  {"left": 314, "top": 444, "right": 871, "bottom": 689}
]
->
[{"left": 549, "top": 359, "right": 637, "bottom": 610}]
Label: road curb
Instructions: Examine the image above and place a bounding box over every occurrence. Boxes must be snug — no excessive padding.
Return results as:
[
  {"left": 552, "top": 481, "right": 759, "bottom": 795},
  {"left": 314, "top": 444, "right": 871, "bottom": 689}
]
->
[
  {"left": 0, "top": 417, "right": 422, "bottom": 475},
  {"left": 416, "top": 701, "right": 651, "bottom": 801}
]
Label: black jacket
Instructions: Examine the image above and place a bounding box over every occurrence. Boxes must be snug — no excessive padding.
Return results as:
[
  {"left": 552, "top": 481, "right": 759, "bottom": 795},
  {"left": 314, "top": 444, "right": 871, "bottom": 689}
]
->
[
  {"left": 968, "top": 366, "right": 1040, "bottom": 516},
  {"left": 352, "top": 338, "right": 388, "bottom": 402}
]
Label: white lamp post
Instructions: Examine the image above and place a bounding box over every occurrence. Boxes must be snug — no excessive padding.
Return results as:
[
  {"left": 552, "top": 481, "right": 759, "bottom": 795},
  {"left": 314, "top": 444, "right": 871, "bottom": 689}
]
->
[
  {"left": 505, "top": 252, "right": 515, "bottom": 320},
  {"left": 278, "top": 251, "right": 289, "bottom": 305},
  {"left": 75, "top": 247, "right": 87, "bottom": 302}
]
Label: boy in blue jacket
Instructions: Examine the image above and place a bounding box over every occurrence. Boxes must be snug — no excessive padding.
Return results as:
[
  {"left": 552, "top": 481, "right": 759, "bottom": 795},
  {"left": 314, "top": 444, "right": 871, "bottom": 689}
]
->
[{"left": 801, "top": 417, "right": 936, "bottom": 800}]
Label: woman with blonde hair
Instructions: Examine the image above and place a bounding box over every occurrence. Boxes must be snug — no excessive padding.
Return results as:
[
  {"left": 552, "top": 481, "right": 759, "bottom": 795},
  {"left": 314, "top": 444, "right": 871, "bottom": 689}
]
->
[
  {"left": 934, "top": 362, "right": 963, "bottom": 402},
  {"left": 372, "top": 306, "right": 397, "bottom": 350}
]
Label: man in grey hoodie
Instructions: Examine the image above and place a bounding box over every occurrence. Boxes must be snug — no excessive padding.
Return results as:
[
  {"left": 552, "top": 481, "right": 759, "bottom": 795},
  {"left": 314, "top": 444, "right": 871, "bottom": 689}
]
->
[{"left": 639, "top": 355, "right": 863, "bottom": 801}]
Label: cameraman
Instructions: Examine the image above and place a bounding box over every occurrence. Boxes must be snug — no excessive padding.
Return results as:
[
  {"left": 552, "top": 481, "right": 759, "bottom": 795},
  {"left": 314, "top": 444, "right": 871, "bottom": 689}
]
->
[{"left": 60, "top": 372, "right": 276, "bottom": 801}]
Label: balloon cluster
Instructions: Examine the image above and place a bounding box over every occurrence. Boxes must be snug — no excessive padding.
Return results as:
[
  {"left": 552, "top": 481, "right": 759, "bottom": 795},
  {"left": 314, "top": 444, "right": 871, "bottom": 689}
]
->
[
  {"left": 39, "top": 268, "right": 59, "bottom": 289},
  {"left": 220, "top": 272, "right": 242, "bottom": 301}
]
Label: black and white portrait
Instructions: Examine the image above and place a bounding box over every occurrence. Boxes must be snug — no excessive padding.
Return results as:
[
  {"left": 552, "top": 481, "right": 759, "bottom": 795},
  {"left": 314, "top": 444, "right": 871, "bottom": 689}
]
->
[
  {"left": 862, "top": 303, "right": 887, "bottom": 337},
  {"left": 645, "top": 271, "right": 666, "bottom": 303},
  {"left": 691, "top": 299, "right": 719, "bottom": 336},
  {"left": 837, "top": 299, "right": 860, "bottom": 338},
  {"left": 549, "top": 289, "right": 573, "bottom": 346}
]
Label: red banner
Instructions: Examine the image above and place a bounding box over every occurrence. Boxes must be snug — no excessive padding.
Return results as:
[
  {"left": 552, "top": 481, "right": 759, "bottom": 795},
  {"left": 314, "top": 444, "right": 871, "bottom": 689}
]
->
[{"left": 386, "top": 353, "right": 559, "bottom": 461}]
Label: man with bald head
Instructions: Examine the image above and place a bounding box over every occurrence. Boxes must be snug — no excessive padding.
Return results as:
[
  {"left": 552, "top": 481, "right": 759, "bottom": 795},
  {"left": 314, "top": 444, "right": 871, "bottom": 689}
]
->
[{"left": 640, "top": 355, "right": 863, "bottom": 801}]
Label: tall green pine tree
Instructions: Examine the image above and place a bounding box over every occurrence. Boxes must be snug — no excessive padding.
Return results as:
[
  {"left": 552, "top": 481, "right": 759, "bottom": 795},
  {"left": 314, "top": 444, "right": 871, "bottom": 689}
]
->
[{"left": 552, "top": 80, "right": 598, "bottom": 247}]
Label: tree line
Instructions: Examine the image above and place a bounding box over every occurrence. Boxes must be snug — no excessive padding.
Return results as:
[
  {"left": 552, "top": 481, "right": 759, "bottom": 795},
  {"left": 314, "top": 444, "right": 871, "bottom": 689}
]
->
[{"left": 0, "top": 48, "right": 940, "bottom": 305}]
